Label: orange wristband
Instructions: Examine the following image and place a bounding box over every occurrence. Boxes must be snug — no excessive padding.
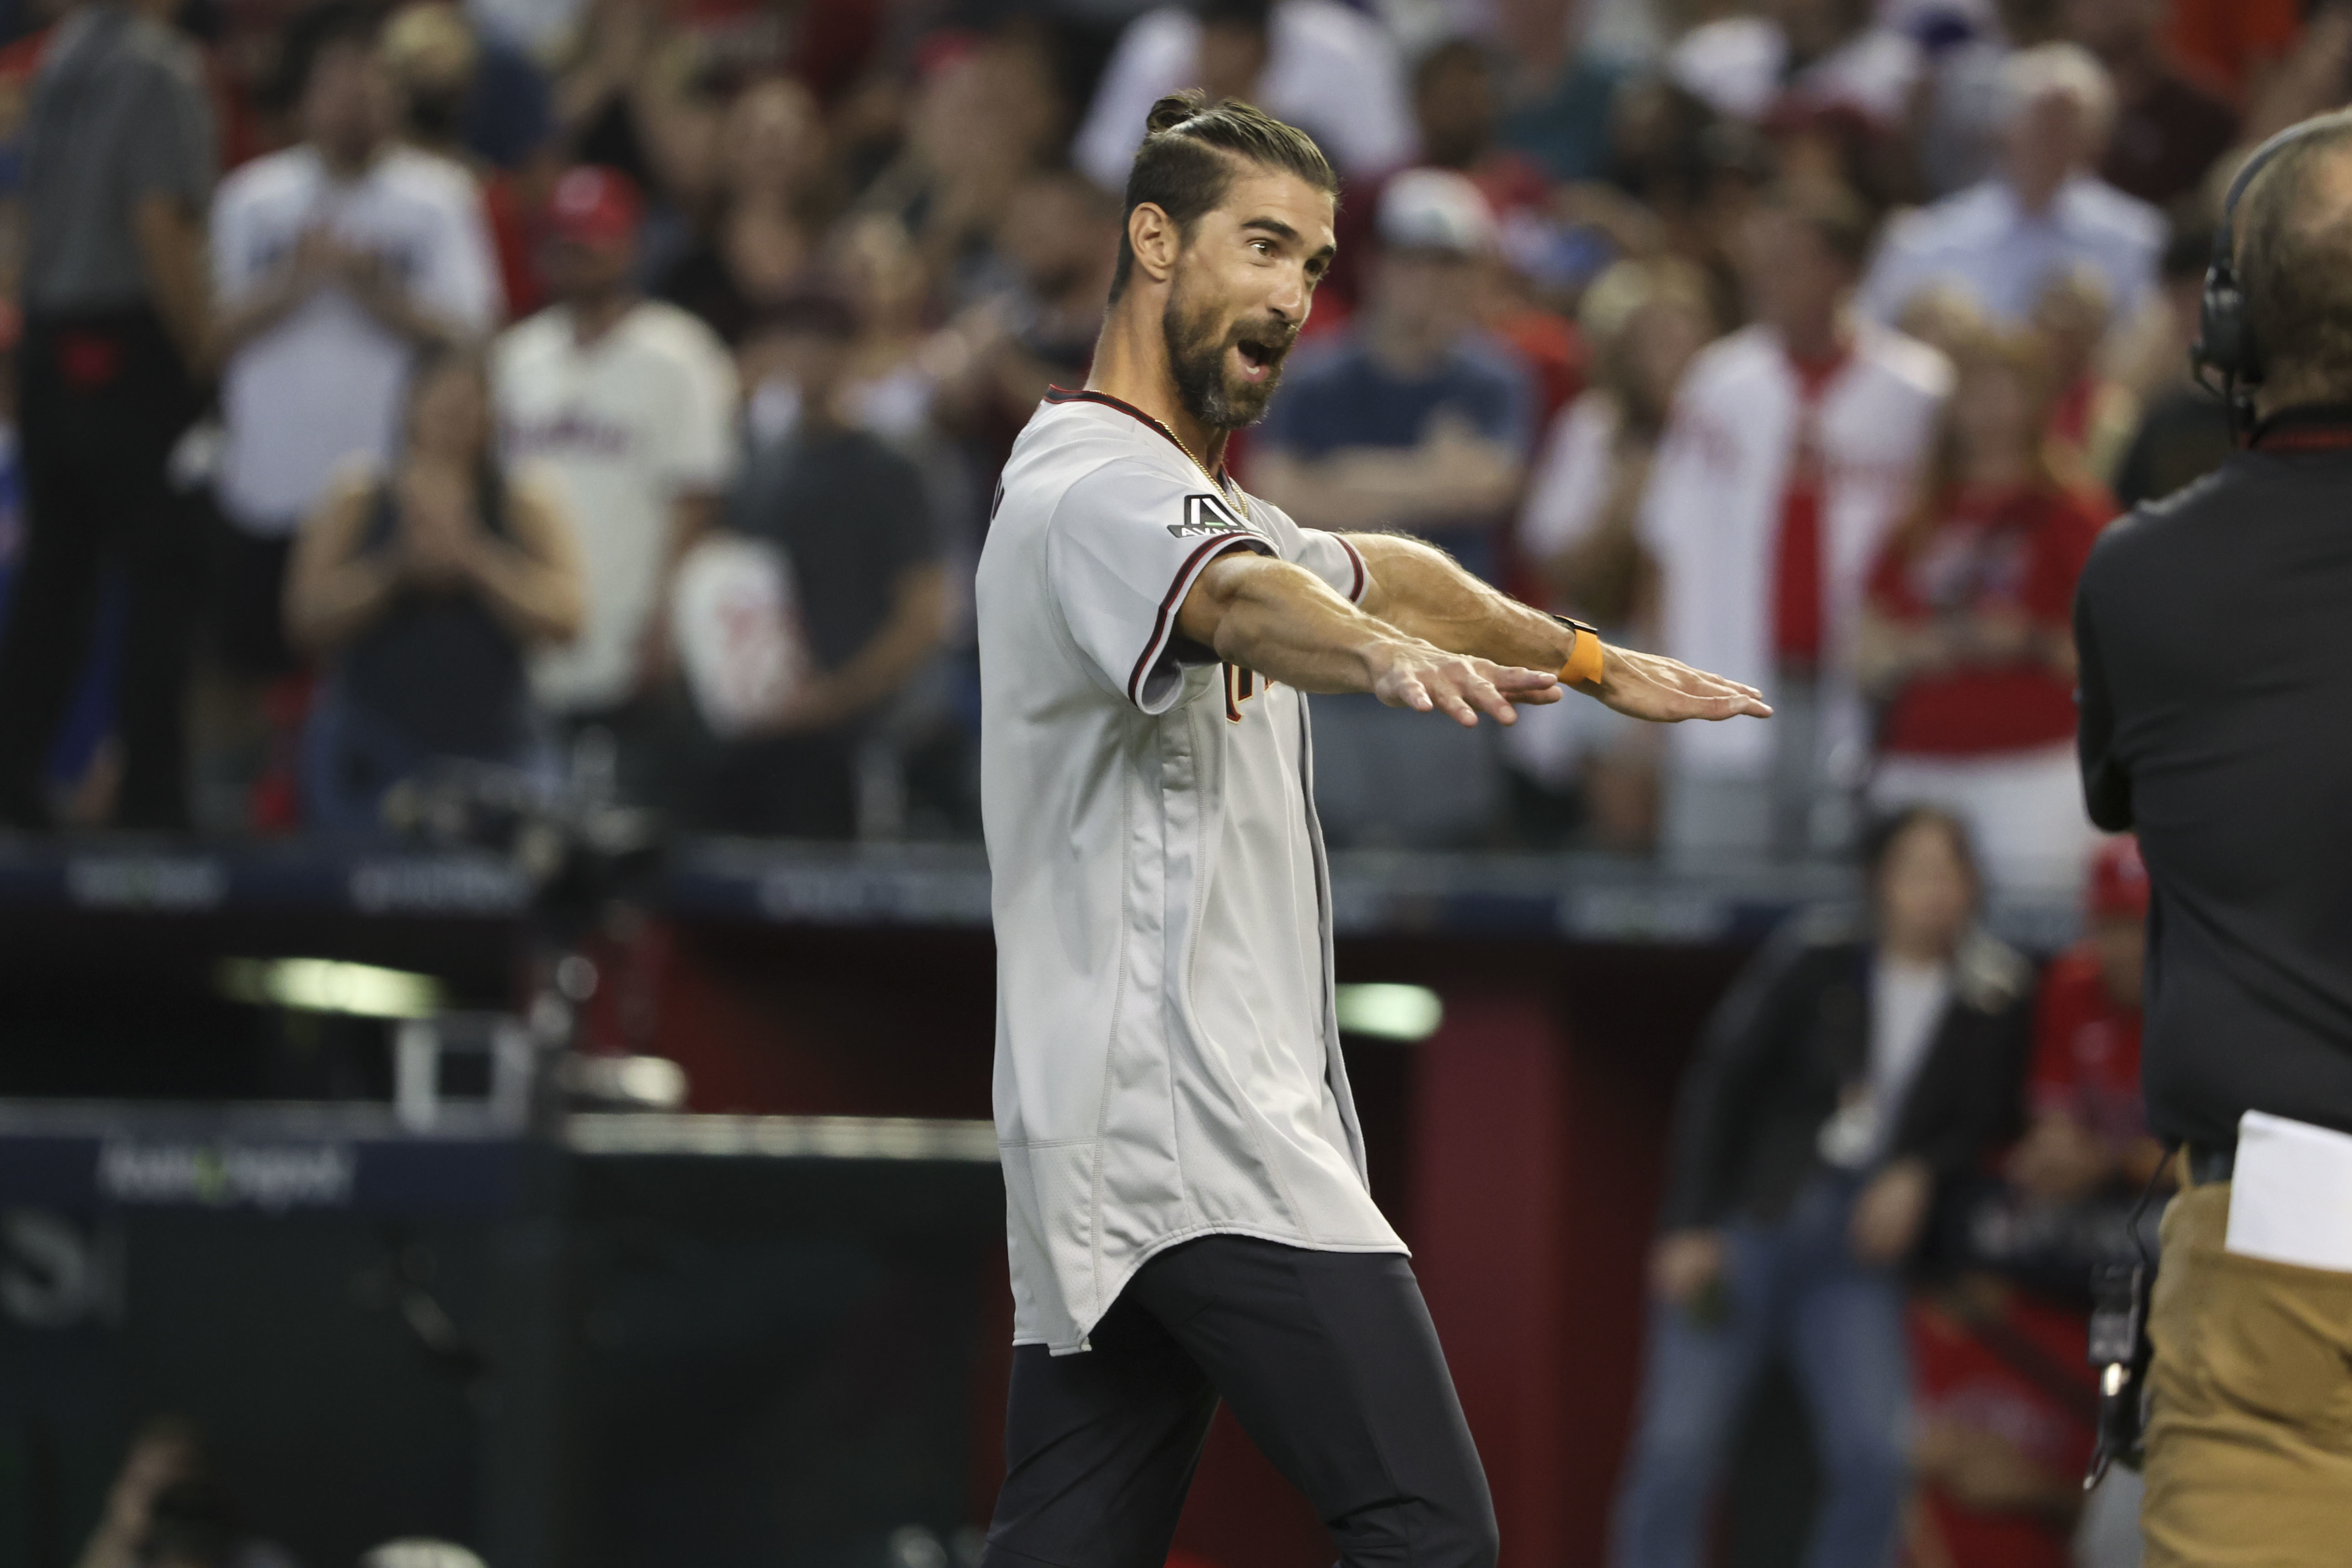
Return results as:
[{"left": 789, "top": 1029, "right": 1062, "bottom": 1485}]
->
[{"left": 1560, "top": 623, "right": 1606, "bottom": 689}]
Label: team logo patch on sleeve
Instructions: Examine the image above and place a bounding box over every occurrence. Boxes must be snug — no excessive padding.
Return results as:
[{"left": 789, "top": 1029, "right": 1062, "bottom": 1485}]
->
[{"left": 1168, "top": 492, "right": 1263, "bottom": 539}]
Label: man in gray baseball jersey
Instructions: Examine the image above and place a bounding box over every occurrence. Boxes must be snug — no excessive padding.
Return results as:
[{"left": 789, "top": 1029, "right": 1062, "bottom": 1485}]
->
[{"left": 976, "top": 91, "right": 1770, "bottom": 1568}]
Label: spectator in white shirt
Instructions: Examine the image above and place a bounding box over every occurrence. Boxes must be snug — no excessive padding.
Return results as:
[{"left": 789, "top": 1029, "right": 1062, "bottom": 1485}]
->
[
  {"left": 1858, "top": 42, "right": 2163, "bottom": 330},
  {"left": 1072, "top": 0, "right": 1415, "bottom": 193},
  {"left": 208, "top": 0, "right": 501, "bottom": 688},
  {"left": 1641, "top": 180, "right": 1950, "bottom": 866},
  {"left": 493, "top": 165, "right": 737, "bottom": 805}
]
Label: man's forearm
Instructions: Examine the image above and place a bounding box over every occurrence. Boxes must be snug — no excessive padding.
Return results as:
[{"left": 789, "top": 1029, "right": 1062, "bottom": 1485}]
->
[
  {"left": 132, "top": 196, "right": 209, "bottom": 372},
  {"left": 1192, "top": 553, "right": 1403, "bottom": 693},
  {"left": 1346, "top": 532, "right": 1574, "bottom": 672}
]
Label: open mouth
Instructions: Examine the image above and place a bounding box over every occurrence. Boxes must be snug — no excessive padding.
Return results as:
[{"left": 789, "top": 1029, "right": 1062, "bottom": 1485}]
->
[{"left": 1233, "top": 337, "right": 1281, "bottom": 382}]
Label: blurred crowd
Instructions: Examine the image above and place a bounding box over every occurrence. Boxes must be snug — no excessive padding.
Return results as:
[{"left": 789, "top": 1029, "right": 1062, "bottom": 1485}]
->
[
  {"left": 0, "top": 0, "right": 2328, "bottom": 875},
  {"left": 1623, "top": 812, "right": 2161, "bottom": 1568}
]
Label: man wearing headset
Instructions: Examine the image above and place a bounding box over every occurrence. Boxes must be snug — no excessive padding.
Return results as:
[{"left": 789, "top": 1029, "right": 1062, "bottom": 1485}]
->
[{"left": 2074, "top": 111, "right": 2352, "bottom": 1567}]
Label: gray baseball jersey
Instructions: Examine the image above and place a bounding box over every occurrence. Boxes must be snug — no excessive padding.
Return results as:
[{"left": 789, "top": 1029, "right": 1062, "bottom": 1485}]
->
[{"left": 979, "top": 389, "right": 1406, "bottom": 1355}]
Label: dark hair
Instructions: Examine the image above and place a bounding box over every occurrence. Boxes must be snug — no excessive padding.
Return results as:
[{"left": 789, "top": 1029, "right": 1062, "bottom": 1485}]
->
[
  {"left": 1861, "top": 804, "right": 1982, "bottom": 893},
  {"left": 1755, "top": 177, "right": 1875, "bottom": 271},
  {"left": 268, "top": 0, "right": 383, "bottom": 113},
  {"left": 2236, "top": 115, "right": 2352, "bottom": 397},
  {"left": 1108, "top": 91, "right": 1338, "bottom": 302}
]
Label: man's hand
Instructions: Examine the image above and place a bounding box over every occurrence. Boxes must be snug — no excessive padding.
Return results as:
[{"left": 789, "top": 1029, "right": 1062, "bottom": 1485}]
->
[
  {"left": 1849, "top": 1157, "right": 1934, "bottom": 1267},
  {"left": 1648, "top": 1229, "right": 1726, "bottom": 1307},
  {"left": 1589, "top": 644, "right": 1773, "bottom": 723},
  {"left": 2007, "top": 1110, "right": 2118, "bottom": 1205},
  {"left": 1370, "top": 641, "right": 1562, "bottom": 727}
]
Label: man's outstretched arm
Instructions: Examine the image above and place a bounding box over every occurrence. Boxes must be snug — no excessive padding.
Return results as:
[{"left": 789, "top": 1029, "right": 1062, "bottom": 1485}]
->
[
  {"left": 1175, "top": 548, "right": 1562, "bottom": 727},
  {"left": 1343, "top": 532, "right": 1771, "bottom": 724}
]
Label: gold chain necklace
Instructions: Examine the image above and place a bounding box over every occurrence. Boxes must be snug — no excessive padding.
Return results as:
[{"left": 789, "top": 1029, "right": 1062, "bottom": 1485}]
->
[{"left": 1139, "top": 409, "right": 1251, "bottom": 522}]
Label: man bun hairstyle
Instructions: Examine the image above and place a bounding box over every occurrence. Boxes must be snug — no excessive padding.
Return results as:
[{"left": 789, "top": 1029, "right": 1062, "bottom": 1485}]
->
[{"left": 1109, "top": 90, "right": 1339, "bottom": 301}]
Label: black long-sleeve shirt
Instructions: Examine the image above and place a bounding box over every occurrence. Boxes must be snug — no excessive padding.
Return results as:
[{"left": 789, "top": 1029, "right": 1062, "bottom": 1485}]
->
[
  {"left": 1660, "top": 911, "right": 2034, "bottom": 1232},
  {"left": 2075, "top": 405, "right": 2352, "bottom": 1147}
]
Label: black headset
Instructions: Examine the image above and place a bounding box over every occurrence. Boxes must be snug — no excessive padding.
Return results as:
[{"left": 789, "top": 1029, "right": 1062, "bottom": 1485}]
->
[{"left": 2195, "top": 117, "right": 2348, "bottom": 433}]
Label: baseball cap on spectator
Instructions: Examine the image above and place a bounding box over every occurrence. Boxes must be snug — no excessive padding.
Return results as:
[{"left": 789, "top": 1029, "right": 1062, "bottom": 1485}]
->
[
  {"left": 547, "top": 165, "right": 641, "bottom": 250},
  {"left": 2087, "top": 835, "right": 2150, "bottom": 918},
  {"left": 1377, "top": 168, "right": 1497, "bottom": 257}
]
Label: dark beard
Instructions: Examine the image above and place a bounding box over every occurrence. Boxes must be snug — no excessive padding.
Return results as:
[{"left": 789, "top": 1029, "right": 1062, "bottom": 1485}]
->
[{"left": 1162, "top": 288, "right": 1290, "bottom": 431}]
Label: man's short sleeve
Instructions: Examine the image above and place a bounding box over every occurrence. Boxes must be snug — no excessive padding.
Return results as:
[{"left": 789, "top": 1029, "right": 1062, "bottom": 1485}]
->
[
  {"left": 122, "top": 54, "right": 215, "bottom": 209},
  {"left": 1253, "top": 500, "right": 1366, "bottom": 605},
  {"left": 1046, "top": 461, "right": 1272, "bottom": 714}
]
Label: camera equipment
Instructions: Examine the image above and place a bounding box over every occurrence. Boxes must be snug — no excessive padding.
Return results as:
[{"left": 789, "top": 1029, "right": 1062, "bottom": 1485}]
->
[{"left": 2084, "top": 1156, "right": 2174, "bottom": 1488}]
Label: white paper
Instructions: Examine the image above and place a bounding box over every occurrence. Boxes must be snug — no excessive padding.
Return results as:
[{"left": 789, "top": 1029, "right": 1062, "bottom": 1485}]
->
[{"left": 2223, "top": 1110, "right": 2352, "bottom": 1273}]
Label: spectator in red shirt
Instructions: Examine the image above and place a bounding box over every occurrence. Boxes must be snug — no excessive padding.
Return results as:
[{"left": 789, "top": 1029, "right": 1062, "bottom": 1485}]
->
[
  {"left": 2010, "top": 834, "right": 2165, "bottom": 1202},
  {"left": 1857, "top": 329, "right": 2109, "bottom": 898},
  {"left": 1907, "top": 1275, "right": 2100, "bottom": 1568}
]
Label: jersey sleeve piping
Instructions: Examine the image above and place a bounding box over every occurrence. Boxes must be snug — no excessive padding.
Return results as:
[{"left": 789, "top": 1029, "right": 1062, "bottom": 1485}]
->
[
  {"left": 1335, "top": 535, "right": 1368, "bottom": 604},
  {"left": 1127, "top": 533, "right": 1272, "bottom": 712}
]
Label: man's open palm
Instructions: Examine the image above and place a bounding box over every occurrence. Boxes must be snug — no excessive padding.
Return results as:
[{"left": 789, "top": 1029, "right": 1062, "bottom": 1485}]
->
[{"left": 1592, "top": 645, "right": 1773, "bottom": 723}]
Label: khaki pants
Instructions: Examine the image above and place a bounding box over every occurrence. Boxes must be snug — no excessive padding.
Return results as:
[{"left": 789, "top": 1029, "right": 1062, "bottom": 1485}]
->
[{"left": 2142, "top": 1179, "right": 2352, "bottom": 1565}]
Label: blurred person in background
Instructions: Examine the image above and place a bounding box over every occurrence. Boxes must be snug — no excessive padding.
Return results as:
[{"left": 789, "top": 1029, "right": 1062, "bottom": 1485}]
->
[
  {"left": 1507, "top": 258, "right": 1717, "bottom": 851},
  {"left": 128, "top": 1479, "right": 293, "bottom": 1568},
  {"left": 1988, "top": 832, "right": 2160, "bottom": 1568},
  {"left": 1252, "top": 170, "right": 1530, "bottom": 585},
  {"left": 656, "top": 76, "right": 827, "bottom": 347},
  {"left": 1856, "top": 330, "right": 2105, "bottom": 898},
  {"left": 2167, "top": 0, "right": 2302, "bottom": 110},
  {"left": 1904, "top": 1269, "right": 2101, "bottom": 1568},
  {"left": 204, "top": 0, "right": 501, "bottom": 826},
  {"left": 76, "top": 1417, "right": 202, "bottom": 1568},
  {"left": 930, "top": 167, "right": 1123, "bottom": 464},
  {"left": 354, "top": 1545, "right": 483, "bottom": 1568},
  {"left": 743, "top": 211, "right": 944, "bottom": 450},
  {"left": 2029, "top": 264, "right": 2136, "bottom": 482},
  {"left": 75, "top": 1419, "right": 293, "bottom": 1568},
  {"left": 689, "top": 284, "right": 944, "bottom": 838},
  {"left": 0, "top": 0, "right": 213, "bottom": 830},
  {"left": 1860, "top": 43, "right": 2161, "bottom": 331},
  {"left": 1642, "top": 179, "right": 1949, "bottom": 866},
  {"left": 2010, "top": 835, "right": 2161, "bottom": 1206},
  {"left": 380, "top": 0, "right": 554, "bottom": 320},
  {"left": 494, "top": 164, "right": 737, "bottom": 807},
  {"left": 864, "top": 30, "right": 1065, "bottom": 308},
  {"left": 1250, "top": 167, "right": 1533, "bottom": 848},
  {"left": 1410, "top": 37, "right": 1551, "bottom": 222},
  {"left": 1073, "top": 0, "right": 1414, "bottom": 193},
  {"left": 285, "top": 346, "right": 582, "bottom": 831},
  {"left": 2064, "top": 0, "right": 2237, "bottom": 208},
  {"left": 2108, "top": 224, "right": 2233, "bottom": 509},
  {"left": 1666, "top": 0, "right": 1921, "bottom": 138},
  {"left": 1615, "top": 806, "right": 2034, "bottom": 1568},
  {"left": 818, "top": 212, "right": 940, "bottom": 445}
]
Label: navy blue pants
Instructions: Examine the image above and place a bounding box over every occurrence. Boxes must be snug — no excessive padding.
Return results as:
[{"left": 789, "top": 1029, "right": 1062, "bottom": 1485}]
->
[{"left": 982, "top": 1235, "right": 1498, "bottom": 1568}]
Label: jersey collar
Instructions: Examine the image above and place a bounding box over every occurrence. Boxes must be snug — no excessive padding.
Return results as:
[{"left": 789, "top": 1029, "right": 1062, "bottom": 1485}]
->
[
  {"left": 2248, "top": 403, "right": 2352, "bottom": 452},
  {"left": 1045, "top": 386, "right": 1232, "bottom": 485}
]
